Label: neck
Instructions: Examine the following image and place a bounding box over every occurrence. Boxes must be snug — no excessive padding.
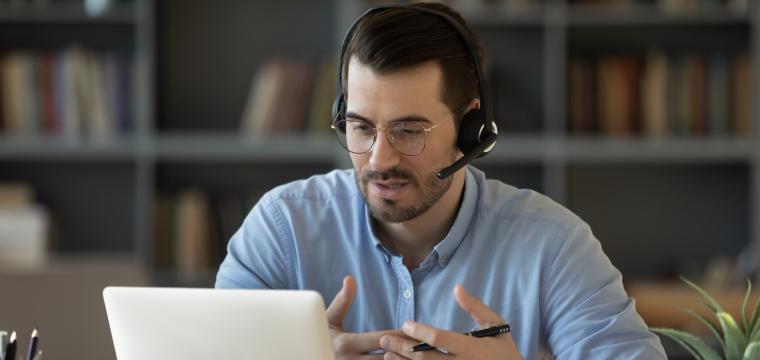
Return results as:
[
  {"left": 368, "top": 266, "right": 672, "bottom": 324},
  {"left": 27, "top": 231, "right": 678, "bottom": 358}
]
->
[{"left": 375, "top": 169, "right": 466, "bottom": 270}]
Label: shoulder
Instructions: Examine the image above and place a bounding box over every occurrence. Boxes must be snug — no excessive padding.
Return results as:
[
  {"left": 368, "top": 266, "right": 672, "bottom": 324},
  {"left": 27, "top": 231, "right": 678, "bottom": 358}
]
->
[
  {"left": 260, "top": 169, "right": 362, "bottom": 205},
  {"left": 472, "top": 168, "right": 585, "bottom": 235}
]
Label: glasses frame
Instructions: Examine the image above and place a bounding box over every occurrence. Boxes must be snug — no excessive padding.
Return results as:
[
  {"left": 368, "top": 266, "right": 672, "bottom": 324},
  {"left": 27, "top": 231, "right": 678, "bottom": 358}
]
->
[{"left": 331, "top": 118, "right": 446, "bottom": 156}]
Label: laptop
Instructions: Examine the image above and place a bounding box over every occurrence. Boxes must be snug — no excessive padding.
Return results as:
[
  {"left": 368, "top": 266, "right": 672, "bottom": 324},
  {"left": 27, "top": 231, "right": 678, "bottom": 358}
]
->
[{"left": 103, "top": 287, "right": 336, "bottom": 360}]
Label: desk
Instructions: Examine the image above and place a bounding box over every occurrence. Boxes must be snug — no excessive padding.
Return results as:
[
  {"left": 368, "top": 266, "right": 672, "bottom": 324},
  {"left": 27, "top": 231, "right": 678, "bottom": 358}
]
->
[
  {"left": 0, "top": 256, "right": 148, "bottom": 360},
  {"left": 628, "top": 281, "right": 760, "bottom": 330}
]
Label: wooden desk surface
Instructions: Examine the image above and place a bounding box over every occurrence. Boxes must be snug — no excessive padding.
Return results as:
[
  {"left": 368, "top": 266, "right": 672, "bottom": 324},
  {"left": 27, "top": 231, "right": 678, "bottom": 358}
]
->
[{"left": 628, "top": 281, "right": 760, "bottom": 331}]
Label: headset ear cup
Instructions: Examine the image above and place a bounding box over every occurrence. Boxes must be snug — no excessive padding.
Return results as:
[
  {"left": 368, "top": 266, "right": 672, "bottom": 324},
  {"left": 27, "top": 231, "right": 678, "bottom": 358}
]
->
[
  {"left": 480, "top": 120, "right": 498, "bottom": 155},
  {"left": 457, "top": 109, "right": 485, "bottom": 154}
]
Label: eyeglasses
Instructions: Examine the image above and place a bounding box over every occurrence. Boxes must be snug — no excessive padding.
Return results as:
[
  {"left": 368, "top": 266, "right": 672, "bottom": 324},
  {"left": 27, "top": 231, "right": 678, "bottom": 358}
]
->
[{"left": 331, "top": 118, "right": 445, "bottom": 156}]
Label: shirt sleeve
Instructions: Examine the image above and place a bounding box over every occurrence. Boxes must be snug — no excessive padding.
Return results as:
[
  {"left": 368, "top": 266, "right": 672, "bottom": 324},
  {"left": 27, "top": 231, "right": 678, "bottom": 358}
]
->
[
  {"left": 542, "top": 223, "right": 667, "bottom": 359},
  {"left": 215, "top": 194, "right": 294, "bottom": 289}
]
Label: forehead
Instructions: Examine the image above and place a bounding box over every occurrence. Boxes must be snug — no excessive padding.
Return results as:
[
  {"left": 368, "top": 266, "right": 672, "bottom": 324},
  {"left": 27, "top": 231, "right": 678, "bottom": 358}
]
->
[{"left": 345, "top": 58, "right": 450, "bottom": 122}]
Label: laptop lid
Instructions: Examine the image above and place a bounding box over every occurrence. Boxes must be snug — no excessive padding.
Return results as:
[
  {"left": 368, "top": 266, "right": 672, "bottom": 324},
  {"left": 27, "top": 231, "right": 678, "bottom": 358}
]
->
[{"left": 103, "top": 287, "right": 335, "bottom": 360}]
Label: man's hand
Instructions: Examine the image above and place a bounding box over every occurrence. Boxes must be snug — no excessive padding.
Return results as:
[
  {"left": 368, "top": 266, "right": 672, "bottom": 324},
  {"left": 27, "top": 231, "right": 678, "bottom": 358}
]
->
[
  {"left": 327, "top": 275, "right": 406, "bottom": 359},
  {"left": 379, "top": 285, "right": 524, "bottom": 359}
]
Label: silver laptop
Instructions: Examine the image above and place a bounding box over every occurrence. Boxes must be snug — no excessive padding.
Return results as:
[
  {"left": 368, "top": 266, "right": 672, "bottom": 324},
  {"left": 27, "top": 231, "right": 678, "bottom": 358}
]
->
[{"left": 103, "top": 287, "right": 335, "bottom": 360}]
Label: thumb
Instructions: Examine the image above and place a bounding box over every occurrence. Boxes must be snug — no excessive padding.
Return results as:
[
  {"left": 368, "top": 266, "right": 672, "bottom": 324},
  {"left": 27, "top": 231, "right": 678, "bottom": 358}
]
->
[
  {"left": 326, "top": 275, "right": 356, "bottom": 329},
  {"left": 454, "top": 284, "right": 506, "bottom": 328}
]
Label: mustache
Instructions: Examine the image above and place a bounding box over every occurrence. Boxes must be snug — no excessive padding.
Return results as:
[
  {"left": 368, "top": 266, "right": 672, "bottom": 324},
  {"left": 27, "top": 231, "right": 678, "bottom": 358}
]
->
[{"left": 362, "top": 168, "right": 417, "bottom": 185}]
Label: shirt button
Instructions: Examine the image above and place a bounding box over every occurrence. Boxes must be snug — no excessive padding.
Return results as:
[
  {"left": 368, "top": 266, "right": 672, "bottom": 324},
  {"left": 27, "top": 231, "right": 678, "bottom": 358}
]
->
[{"left": 403, "top": 289, "right": 412, "bottom": 299}]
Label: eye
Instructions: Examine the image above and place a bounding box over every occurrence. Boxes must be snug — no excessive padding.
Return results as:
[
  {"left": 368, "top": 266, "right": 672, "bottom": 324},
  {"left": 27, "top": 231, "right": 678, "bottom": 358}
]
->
[
  {"left": 395, "top": 122, "right": 424, "bottom": 137},
  {"left": 348, "top": 121, "right": 373, "bottom": 135}
]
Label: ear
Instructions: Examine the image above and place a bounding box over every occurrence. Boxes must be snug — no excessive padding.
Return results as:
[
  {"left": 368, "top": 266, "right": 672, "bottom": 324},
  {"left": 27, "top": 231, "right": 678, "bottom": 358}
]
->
[{"left": 465, "top": 98, "right": 480, "bottom": 113}]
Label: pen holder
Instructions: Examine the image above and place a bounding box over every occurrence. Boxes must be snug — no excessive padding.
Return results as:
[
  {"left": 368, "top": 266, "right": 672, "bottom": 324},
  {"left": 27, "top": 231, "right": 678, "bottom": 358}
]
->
[{"left": 0, "top": 329, "right": 43, "bottom": 360}]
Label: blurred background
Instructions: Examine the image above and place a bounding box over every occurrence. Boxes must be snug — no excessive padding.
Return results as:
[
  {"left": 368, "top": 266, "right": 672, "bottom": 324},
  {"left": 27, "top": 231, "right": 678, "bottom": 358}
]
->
[{"left": 0, "top": 0, "right": 756, "bottom": 358}]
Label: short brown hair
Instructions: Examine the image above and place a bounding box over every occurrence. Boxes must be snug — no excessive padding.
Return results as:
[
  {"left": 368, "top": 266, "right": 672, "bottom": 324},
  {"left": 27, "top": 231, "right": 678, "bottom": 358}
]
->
[{"left": 341, "top": 2, "right": 485, "bottom": 122}]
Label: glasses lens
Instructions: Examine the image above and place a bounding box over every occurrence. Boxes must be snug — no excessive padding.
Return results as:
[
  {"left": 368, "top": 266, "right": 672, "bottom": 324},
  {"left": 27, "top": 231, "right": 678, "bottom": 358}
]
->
[
  {"left": 334, "top": 119, "right": 375, "bottom": 154},
  {"left": 388, "top": 122, "right": 427, "bottom": 155}
]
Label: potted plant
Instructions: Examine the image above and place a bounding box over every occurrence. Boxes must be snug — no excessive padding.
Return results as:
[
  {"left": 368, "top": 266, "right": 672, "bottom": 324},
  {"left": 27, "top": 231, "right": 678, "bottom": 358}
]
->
[{"left": 651, "top": 278, "right": 760, "bottom": 359}]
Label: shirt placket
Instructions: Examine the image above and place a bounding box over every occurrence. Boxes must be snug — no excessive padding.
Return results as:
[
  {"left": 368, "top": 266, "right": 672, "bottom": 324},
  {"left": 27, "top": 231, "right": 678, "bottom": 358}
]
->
[{"left": 390, "top": 256, "right": 415, "bottom": 329}]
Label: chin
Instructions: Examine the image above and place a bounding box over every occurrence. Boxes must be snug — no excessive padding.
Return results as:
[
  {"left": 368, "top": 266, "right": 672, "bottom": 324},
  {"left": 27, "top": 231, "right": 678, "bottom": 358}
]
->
[
  {"left": 368, "top": 200, "right": 423, "bottom": 223},
  {"left": 356, "top": 164, "right": 454, "bottom": 223}
]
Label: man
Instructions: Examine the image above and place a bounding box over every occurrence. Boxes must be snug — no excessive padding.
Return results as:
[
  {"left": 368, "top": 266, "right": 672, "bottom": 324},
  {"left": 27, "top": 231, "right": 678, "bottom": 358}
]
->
[{"left": 216, "top": 3, "right": 667, "bottom": 359}]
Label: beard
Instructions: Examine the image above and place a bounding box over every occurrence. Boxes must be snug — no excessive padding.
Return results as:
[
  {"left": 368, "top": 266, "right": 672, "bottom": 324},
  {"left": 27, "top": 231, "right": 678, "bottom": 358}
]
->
[{"left": 356, "top": 166, "right": 452, "bottom": 223}]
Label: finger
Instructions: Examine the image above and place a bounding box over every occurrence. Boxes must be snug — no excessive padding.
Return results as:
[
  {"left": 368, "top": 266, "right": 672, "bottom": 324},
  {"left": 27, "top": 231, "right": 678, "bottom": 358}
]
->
[
  {"left": 453, "top": 284, "right": 505, "bottom": 328},
  {"left": 402, "top": 321, "right": 467, "bottom": 355},
  {"left": 384, "top": 352, "right": 407, "bottom": 360},
  {"left": 326, "top": 275, "right": 356, "bottom": 328},
  {"left": 381, "top": 343, "right": 450, "bottom": 360},
  {"left": 340, "top": 329, "right": 407, "bottom": 354},
  {"left": 355, "top": 356, "right": 385, "bottom": 360},
  {"left": 355, "top": 355, "right": 385, "bottom": 360},
  {"left": 379, "top": 334, "right": 418, "bottom": 358}
]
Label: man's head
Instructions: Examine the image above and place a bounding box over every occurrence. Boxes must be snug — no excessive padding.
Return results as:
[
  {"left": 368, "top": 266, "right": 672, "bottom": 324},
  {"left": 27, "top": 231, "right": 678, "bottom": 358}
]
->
[
  {"left": 339, "top": 3, "right": 485, "bottom": 223},
  {"left": 341, "top": 3, "right": 485, "bottom": 124}
]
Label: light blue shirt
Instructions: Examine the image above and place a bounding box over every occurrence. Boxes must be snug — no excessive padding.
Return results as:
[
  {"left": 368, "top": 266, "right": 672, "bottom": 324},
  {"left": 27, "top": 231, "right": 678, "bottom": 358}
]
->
[{"left": 216, "top": 166, "right": 666, "bottom": 359}]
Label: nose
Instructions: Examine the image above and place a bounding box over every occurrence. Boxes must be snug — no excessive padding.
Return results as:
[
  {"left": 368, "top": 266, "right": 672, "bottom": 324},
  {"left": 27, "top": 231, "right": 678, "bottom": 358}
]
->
[{"left": 368, "top": 130, "right": 401, "bottom": 171}]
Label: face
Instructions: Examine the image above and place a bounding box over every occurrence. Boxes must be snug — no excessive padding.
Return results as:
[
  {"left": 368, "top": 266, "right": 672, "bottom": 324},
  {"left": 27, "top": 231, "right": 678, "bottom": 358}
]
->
[{"left": 344, "top": 59, "right": 461, "bottom": 223}]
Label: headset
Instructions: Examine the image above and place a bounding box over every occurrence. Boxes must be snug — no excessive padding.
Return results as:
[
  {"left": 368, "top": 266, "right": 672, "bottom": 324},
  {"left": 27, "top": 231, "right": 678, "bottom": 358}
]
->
[{"left": 331, "top": 5, "right": 498, "bottom": 179}]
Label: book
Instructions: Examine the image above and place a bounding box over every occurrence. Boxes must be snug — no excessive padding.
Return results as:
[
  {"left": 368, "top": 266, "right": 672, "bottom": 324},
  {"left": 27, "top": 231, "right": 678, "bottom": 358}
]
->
[
  {"left": 307, "top": 57, "right": 337, "bottom": 135},
  {"left": 597, "top": 55, "right": 637, "bottom": 137},
  {"left": 0, "top": 47, "right": 134, "bottom": 140},
  {"left": 569, "top": 57, "right": 595, "bottom": 134},
  {"left": 240, "top": 58, "right": 287, "bottom": 137},
  {"left": 673, "top": 55, "right": 692, "bottom": 136},
  {"left": 707, "top": 54, "right": 730, "bottom": 135},
  {"left": 175, "top": 189, "right": 211, "bottom": 275},
  {"left": 733, "top": 53, "right": 750, "bottom": 136},
  {"left": 241, "top": 57, "right": 326, "bottom": 137},
  {"left": 689, "top": 55, "right": 707, "bottom": 136},
  {"left": 641, "top": 51, "right": 668, "bottom": 137},
  {"left": 570, "top": 50, "right": 747, "bottom": 138}
]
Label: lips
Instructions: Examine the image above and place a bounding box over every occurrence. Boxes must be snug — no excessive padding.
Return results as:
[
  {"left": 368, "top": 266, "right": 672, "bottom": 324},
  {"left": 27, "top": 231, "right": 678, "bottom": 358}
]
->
[{"left": 369, "top": 181, "right": 411, "bottom": 201}]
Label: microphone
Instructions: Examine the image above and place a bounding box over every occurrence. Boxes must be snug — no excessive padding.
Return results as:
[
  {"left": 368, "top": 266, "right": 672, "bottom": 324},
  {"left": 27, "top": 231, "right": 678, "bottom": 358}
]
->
[{"left": 436, "top": 132, "right": 497, "bottom": 179}]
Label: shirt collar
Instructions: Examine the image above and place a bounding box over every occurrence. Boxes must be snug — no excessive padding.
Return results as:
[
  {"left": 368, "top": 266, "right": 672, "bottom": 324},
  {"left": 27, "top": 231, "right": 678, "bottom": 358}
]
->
[
  {"left": 431, "top": 166, "right": 478, "bottom": 267},
  {"left": 362, "top": 167, "right": 479, "bottom": 267}
]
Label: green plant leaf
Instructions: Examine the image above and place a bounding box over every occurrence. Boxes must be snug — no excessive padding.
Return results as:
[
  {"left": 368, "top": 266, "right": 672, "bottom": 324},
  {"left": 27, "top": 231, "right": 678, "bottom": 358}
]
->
[
  {"left": 751, "top": 323, "right": 760, "bottom": 343},
  {"left": 743, "top": 341, "right": 760, "bottom": 360},
  {"left": 684, "top": 308, "right": 726, "bottom": 354},
  {"left": 751, "top": 295, "right": 760, "bottom": 341},
  {"left": 744, "top": 279, "right": 752, "bottom": 336},
  {"left": 683, "top": 277, "right": 724, "bottom": 314},
  {"left": 719, "top": 311, "right": 748, "bottom": 360},
  {"left": 651, "top": 327, "right": 722, "bottom": 360}
]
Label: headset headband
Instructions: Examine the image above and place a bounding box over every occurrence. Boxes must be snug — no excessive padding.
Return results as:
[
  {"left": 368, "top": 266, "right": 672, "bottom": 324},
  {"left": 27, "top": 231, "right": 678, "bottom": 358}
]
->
[{"left": 335, "top": 5, "right": 491, "bottom": 127}]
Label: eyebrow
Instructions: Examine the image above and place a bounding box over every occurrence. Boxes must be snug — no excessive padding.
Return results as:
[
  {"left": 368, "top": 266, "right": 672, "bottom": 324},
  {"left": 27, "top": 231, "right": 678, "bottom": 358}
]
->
[{"left": 344, "top": 111, "right": 434, "bottom": 125}]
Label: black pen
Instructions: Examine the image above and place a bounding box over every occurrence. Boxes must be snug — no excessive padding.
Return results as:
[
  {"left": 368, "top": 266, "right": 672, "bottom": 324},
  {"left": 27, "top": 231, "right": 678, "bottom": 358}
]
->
[
  {"left": 5, "top": 331, "right": 16, "bottom": 360},
  {"left": 27, "top": 329, "right": 38, "bottom": 360},
  {"left": 410, "top": 324, "right": 511, "bottom": 352},
  {"left": 0, "top": 331, "right": 6, "bottom": 360}
]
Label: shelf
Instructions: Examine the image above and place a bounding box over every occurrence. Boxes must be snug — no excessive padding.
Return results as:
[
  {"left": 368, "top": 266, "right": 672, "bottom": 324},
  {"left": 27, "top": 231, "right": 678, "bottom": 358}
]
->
[
  {"left": 0, "top": 252, "right": 143, "bottom": 274},
  {"left": 460, "top": 5, "right": 545, "bottom": 27},
  {"left": 484, "top": 136, "right": 755, "bottom": 163},
  {"left": 0, "top": 136, "right": 140, "bottom": 161},
  {"left": 562, "top": 136, "right": 755, "bottom": 163},
  {"left": 567, "top": 4, "right": 750, "bottom": 26},
  {"left": 155, "top": 133, "right": 340, "bottom": 162},
  {"left": 457, "top": 3, "right": 750, "bottom": 27},
  {"left": 0, "top": 134, "right": 754, "bottom": 163},
  {"left": 0, "top": 1, "right": 135, "bottom": 25}
]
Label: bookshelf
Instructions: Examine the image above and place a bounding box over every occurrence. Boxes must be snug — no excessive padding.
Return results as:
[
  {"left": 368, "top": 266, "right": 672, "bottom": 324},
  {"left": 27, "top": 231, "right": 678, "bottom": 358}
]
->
[
  {"left": 0, "top": 0, "right": 754, "bottom": 281},
  {"left": 0, "top": 1, "right": 756, "bottom": 357}
]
